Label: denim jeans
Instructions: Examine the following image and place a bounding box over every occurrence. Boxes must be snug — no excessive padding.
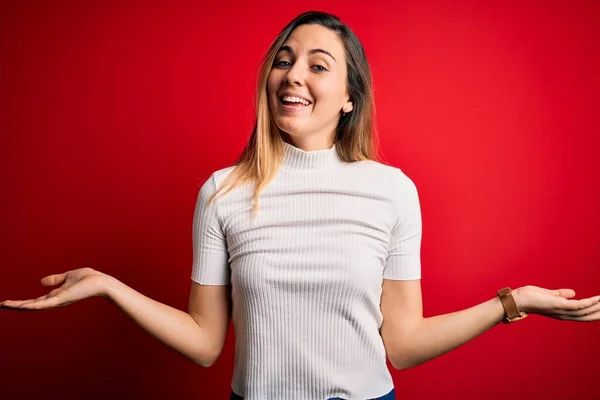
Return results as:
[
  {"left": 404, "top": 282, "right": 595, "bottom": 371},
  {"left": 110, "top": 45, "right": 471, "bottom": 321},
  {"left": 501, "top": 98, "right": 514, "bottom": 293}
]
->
[{"left": 229, "top": 387, "right": 396, "bottom": 399}]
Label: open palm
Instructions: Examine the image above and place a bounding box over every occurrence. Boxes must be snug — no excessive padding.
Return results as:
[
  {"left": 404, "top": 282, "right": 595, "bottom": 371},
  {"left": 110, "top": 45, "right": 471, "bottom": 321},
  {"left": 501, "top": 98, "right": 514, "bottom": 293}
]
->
[
  {"left": 0, "top": 267, "right": 107, "bottom": 311},
  {"left": 516, "top": 285, "right": 600, "bottom": 322}
]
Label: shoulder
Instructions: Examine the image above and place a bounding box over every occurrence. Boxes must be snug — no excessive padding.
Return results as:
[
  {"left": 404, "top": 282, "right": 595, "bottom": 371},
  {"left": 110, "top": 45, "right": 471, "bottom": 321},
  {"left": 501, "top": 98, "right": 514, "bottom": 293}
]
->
[
  {"left": 199, "top": 165, "right": 236, "bottom": 188},
  {"left": 364, "top": 162, "right": 421, "bottom": 222},
  {"left": 357, "top": 160, "right": 419, "bottom": 194},
  {"left": 211, "top": 165, "right": 237, "bottom": 187},
  {"left": 198, "top": 165, "right": 255, "bottom": 207},
  {"left": 196, "top": 166, "right": 237, "bottom": 202}
]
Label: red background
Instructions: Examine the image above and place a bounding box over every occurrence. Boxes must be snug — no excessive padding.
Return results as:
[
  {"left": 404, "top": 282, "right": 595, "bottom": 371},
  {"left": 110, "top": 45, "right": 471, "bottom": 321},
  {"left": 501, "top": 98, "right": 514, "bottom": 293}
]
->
[{"left": 1, "top": 1, "right": 599, "bottom": 399}]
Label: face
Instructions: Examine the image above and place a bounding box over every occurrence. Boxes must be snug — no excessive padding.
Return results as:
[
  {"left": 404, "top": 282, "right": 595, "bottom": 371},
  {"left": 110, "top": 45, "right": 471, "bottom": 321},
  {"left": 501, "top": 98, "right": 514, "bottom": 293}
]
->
[{"left": 267, "top": 24, "right": 353, "bottom": 144}]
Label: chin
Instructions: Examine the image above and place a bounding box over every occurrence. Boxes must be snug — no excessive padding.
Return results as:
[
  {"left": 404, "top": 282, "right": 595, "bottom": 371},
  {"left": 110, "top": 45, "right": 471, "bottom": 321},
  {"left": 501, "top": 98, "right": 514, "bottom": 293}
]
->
[{"left": 274, "top": 120, "right": 309, "bottom": 138}]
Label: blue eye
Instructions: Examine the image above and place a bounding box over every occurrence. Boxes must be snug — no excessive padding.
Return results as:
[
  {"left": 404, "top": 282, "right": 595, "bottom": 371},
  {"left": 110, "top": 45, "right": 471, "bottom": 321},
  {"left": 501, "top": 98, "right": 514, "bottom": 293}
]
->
[
  {"left": 275, "top": 60, "right": 291, "bottom": 68},
  {"left": 273, "top": 60, "right": 327, "bottom": 72}
]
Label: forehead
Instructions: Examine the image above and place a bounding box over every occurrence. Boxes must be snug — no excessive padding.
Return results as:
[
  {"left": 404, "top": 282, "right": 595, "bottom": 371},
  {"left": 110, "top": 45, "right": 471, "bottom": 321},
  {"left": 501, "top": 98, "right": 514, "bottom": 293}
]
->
[{"left": 282, "top": 24, "right": 345, "bottom": 59}]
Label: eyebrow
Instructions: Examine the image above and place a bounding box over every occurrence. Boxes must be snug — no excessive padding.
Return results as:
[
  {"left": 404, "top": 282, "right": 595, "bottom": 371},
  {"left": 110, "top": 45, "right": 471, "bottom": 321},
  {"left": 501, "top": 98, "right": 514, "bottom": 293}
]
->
[{"left": 277, "top": 45, "right": 337, "bottom": 62}]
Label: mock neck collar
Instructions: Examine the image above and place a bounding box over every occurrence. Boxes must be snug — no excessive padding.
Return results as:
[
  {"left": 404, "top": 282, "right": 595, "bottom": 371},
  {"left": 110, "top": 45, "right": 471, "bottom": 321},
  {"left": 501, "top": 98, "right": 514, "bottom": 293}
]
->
[{"left": 282, "top": 141, "right": 345, "bottom": 171}]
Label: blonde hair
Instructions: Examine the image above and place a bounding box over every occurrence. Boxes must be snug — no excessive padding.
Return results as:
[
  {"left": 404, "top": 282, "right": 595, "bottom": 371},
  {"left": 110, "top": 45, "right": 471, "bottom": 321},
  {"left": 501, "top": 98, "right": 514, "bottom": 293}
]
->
[{"left": 208, "top": 11, "right": 382, "bottom": 217}]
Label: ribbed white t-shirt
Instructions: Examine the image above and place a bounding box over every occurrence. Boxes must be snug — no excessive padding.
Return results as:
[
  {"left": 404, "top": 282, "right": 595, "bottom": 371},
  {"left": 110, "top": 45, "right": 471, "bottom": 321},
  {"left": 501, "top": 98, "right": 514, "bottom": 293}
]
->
[{"left": 191, "top": 142, "right": 422, "bottom": 399}]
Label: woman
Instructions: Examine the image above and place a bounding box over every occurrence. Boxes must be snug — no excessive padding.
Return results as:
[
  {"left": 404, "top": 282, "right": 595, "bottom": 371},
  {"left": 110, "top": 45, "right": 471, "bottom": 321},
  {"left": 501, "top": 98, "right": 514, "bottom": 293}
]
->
[{"left": 1, "top": 10, "right": 599, "bottom": 400}]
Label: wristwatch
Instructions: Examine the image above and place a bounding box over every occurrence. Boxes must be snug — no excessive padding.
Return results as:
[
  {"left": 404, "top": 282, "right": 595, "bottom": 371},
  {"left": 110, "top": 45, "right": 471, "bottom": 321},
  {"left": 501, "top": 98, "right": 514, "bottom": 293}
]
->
[{"left": 497, "top": 287, "right": 528, "bottom": 324}]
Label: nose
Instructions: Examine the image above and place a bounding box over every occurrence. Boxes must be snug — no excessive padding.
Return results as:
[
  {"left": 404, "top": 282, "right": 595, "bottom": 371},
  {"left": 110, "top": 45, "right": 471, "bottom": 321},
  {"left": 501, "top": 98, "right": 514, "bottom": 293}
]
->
[{"left": 284, "top": 62, "right": 306, "bottom": 86}]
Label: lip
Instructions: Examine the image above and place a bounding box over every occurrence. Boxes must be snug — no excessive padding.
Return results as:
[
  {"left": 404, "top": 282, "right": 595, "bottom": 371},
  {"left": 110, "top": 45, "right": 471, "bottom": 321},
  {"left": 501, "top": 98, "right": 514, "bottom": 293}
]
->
[
  {"left": 279, "top": 101, "right": 311, "bottom": 112},
  {"left": 278, "top": 91, "right": 313, "bottom": 105}
]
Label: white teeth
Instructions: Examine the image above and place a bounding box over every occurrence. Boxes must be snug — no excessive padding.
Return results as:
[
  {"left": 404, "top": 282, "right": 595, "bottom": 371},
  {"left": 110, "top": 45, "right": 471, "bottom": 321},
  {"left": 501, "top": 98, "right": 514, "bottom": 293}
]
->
[{"left": 282, "top": 96, "right": 310, "bottom": 106}]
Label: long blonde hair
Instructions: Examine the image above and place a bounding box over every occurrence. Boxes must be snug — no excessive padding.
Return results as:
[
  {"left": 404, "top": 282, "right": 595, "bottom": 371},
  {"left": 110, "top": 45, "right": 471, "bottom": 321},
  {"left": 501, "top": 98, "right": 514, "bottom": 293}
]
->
[{"left": 209, "top": 11, "right": 382, "bottom": 216}]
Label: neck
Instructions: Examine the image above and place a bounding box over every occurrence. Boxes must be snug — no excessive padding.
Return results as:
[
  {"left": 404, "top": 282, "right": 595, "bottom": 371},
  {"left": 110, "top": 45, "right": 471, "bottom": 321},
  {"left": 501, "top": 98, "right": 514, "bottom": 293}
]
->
[
  {"left": 280, "top": 132, "right": 335, "bottom": 152},
  {"left": 281, "top": 141, "right": 344, "bottom": 171}
]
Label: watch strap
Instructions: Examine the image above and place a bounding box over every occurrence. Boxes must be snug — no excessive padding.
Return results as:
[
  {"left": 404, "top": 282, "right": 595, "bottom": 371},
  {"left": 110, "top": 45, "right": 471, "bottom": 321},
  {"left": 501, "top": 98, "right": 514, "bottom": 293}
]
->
[{"left": 497, "top": 287, "right": 527, "bottom": 324}]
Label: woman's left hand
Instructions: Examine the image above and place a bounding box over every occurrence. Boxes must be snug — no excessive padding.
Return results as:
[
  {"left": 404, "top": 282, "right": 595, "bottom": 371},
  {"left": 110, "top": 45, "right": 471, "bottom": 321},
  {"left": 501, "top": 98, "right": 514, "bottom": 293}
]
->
[{"left": 514, "top": 286, "right": 600, "bottom": 322}]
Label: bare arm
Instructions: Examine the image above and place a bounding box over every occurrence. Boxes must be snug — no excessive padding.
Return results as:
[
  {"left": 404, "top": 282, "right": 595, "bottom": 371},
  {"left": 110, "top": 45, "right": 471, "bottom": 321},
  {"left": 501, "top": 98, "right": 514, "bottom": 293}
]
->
[
  {"left": 104, "top": 275, "right": 231, "bottom": 368},
  {"left": 380, "top": 280, "right": 600, "bottom": 370},
  {"left": 0, "top": 268, "right": 231, "bottom": 368},
  {"left": 381, "top": 280, "right": 503, "bottom": 370}
]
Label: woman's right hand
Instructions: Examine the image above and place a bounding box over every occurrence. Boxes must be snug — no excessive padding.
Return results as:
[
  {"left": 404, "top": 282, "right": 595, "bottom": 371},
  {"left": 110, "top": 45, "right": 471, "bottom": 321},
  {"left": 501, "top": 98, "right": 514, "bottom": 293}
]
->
[
  {"left": 1, "top": 266, "right": 224, "bottom": 366},
  {"left": 0, "top": 267, "right": 109, "bottom": 311}
]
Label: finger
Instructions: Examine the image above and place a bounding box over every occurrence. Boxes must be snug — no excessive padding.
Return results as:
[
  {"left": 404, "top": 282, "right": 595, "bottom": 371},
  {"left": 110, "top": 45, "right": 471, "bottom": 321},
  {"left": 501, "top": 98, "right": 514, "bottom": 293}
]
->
[
  {"left": 34, "top": 288, "right": 64, "bottom": 301},
  {"left": 543, "top": 288, "right": 576, "bottom": 298},
  {"left": 555, "top": 295, "right": 600, "bottom": 312},
  {"left": 555, "top": 308, "right": 600, "bottom": 322},
  {"left": 16, "top": 295, "right": 64, "bottom": 310},
  {"left": 0, "top": 300, "right": 30, "bottom": 308},
  {"left": 4, "top": 292, "right": 68, "bottom": 310},
  {"left": 2, "top": 286, "right": 68, "bottom": 308},
  {"left": 40, "top": 273, "right": 68, "bottom": 287},
  {"left": 577, "top": 309, "right": 600, "bottom": 322},
  {"left": 17, "top": 299, "right": 38, "bottom": 308},
  {"left": 0, "top": 299, "right": 39, "bottom": 311},
  {"left": 556, "top": 300, "right": 600, "bottom": 317}
]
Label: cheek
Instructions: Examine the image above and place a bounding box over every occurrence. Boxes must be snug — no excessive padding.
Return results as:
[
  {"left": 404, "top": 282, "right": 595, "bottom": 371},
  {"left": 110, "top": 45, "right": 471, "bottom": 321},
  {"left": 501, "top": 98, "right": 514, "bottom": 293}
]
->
[
  {"left": 267, "top": 71, "right": 280, "bottom": 97},
  {"left": 312, "top": 80, "right": 344, "bottom": 109}
]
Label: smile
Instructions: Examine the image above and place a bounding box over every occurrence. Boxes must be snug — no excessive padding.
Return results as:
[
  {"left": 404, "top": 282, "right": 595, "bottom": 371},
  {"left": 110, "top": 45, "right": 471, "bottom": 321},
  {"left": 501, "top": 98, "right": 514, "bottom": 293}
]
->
[{"left": 279, "top": 95, "right": 312, "bottom": 111}]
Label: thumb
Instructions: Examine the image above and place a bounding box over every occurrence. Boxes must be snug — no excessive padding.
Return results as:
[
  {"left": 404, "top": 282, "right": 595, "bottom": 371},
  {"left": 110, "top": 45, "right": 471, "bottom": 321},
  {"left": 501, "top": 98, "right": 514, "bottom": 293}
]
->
[
  {"left": 41, "top": 272, "right": 68, "bottom": 287},
  {"left": 552, "top": 288, "right": 576, "bottom": 298}
]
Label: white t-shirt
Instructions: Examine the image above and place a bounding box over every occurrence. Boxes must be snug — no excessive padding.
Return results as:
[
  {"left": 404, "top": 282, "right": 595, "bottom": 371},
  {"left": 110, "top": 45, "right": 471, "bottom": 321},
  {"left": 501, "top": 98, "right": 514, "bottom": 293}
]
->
[{"left": 192, "top": 142, "right": 422, "bottom": 399}]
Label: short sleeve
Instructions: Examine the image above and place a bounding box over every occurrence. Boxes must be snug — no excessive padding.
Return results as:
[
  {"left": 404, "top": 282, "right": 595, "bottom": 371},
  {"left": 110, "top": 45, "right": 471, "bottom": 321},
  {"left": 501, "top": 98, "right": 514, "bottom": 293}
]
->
[
  {"left": 383, "top": 171, "right": 423, "bottom": 280},
  {"left": 191, "top": 173, "right": 230, "bottom": 285}
]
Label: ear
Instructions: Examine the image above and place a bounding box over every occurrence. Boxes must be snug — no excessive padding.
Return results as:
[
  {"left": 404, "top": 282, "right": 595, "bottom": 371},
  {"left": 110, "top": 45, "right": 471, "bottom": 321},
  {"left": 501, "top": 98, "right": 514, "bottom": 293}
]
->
[{"left": 343, "top": 98, "right": 354, "bottom": 113}]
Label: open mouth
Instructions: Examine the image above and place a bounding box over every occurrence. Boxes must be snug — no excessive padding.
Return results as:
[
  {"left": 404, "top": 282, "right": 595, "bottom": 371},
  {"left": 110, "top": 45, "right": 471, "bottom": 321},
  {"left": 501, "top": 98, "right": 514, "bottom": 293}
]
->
[{"left": 279, "top": 95, "right": 312, "bottom": 109}]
